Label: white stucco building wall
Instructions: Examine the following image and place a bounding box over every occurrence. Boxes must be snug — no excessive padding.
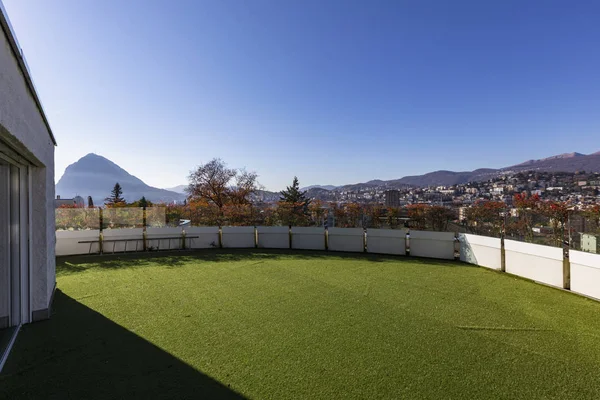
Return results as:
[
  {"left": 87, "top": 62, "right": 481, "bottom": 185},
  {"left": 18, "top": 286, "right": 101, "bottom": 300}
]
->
[{"left": 0, "top": 2, "right": 56, "bottom": 329}]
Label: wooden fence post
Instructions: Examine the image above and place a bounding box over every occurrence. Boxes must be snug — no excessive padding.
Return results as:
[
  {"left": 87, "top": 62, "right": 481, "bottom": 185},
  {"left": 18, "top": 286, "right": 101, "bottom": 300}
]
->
[
  {"left": 563, "top": 213, "right": 571, "bottom": 290},
  {"left": 99, "top": 208, "right": 104, "bottom": 254},
  {"left": 142, "top": 206, "right": 147, "bottom": 251},
  {"left": 500, "top": 236, "right": 506, "bottom": 272},
  {"left": 500, "top": 209, "right": 506, "bottom": 272}
]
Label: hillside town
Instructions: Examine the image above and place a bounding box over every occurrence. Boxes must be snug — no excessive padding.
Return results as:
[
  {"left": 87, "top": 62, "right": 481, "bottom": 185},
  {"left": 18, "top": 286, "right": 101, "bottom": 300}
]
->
[{"left": 296, "top": 171, "right": 600, "bottom": 210}]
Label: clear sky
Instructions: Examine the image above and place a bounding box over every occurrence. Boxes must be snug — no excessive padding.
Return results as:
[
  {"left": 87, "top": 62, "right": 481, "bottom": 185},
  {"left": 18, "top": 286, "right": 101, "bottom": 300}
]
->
[{"left": 3, "top": 0, "right": 600, "bottom": 191}]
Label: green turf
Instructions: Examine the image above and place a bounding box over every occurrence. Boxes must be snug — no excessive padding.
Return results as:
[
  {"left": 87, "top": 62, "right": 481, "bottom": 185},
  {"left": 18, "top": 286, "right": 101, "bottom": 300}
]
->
[{"left": 2, "top": 250, "right": 600, "bottom": 399}]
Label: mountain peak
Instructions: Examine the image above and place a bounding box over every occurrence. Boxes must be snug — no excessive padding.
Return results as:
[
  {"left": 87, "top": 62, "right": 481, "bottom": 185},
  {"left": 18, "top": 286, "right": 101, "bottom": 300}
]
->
[
  {"left": 64, "top": 153, "right": 130, "bottom": 177},
  {"left": 82, "top": 152, "right": 102, "bottom": 158},
  {"left": 77, "top": 153, "right": 111, "bottom": 162},
  {"left": 512, "top": 152, "right": 586, "bottom": 167},
  {"left": 56, "top": 154, "right": 185, "bottom": 204},
  {"left": 541, "top": 152, "right": 585, "bottom": 161}
]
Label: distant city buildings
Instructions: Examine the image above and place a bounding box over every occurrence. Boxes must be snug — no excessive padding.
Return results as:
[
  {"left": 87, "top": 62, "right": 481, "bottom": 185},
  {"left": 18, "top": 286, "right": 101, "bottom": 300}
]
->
[
  {"left": 384, "top": 190, "right": 400, "bottom": 207},
  {"left": 55, "top": 195, "right": 85, "bottom": 208},
  {"left": 300, "top": 171, "right": 600, "bottom": 211},
  {"left": 580, "top": 233, "right": 599, "bottom": 253},
  {"left": 458, "top": 207, "right": 467, "bottom": 221}
]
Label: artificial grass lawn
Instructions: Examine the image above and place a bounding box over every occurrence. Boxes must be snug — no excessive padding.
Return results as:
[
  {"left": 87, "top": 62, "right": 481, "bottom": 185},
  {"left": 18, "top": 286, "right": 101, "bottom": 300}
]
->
[{"left": 2, "top": 250, "right": 600, "bottom": 399}]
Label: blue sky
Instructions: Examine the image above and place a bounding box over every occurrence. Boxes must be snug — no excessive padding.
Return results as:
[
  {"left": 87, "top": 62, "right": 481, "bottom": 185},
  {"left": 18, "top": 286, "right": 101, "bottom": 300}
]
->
[{"left": 4, "top": 0, "right": 600, "bottom": 191}]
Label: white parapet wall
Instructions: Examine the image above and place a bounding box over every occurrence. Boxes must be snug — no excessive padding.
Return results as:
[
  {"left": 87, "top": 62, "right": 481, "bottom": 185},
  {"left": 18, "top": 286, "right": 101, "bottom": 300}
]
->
[
  {"left": 56, "top": 230, "right": 101, "bottom": 256},
  {"left": 327, "top": 228, "right": 364, "bottom": 253},
  {"left": 184, "top": 226, "right": 220, "bottom": 249},
  {"left": 409, "top": 230, "right": 455, "bottom": 260},
  {"left": 222, "top": 226, "right": 256, "bottom": 248},
  {"left": 102, "top": 228, "right": 144, "bottom": 253},
  {"left": 146, "top": 227, "right": 184, "bottom": 251},
  {"left": 570, "top": 250, "right": 600, "bottom": 300},
  {"left": 257, "top": 226, "right": 289, "bottom": 249},
  {"left": 366, "top": 229, "right": 406, "bottom": 255},
  {"left": 51, "top": 228, "right": 600, "bottom": 303},
  {"left": 504, "top": 239, "right": 563, "bottom": 288},
  {"left": 291, "top": 227, "right": 326, "bottom": 251},
  {"left": 459, "top": 234, "right": 502, "bottom": 270}
]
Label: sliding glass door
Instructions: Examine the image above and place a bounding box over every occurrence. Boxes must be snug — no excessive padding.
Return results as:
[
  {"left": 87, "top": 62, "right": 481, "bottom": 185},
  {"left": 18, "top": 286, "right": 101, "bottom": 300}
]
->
[
  {"left": 0, "top": 156, "right": 30, "bottom": 367},
  {"left": 0, "top": 156, "right": 30, "bottom": 330}
]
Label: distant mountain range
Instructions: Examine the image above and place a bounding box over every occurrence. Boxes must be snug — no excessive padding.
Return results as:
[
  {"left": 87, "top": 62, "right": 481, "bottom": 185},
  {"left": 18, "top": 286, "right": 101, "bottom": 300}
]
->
[
  {"left": 319, "top": 151, "right": 600, "bottom": 190},
  {"left": 56, "top": 154, "right": 186, "bottom": 205},
  {"left": 164, "top": 185, "right": 187, "bottom": 194},
  {"left": 56, "top": 151, "right": 600, "bottom": 205},
  {"left": 300, "top": 185, "right": 337, "bottom": 191}
]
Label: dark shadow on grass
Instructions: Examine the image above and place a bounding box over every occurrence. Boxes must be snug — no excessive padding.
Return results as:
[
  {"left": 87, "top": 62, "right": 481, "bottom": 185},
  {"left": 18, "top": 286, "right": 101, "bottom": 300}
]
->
[
  {"left": 57, "top": 248, "right": 470, "bottom": 276},
  {"left": 0, "top": 290, "right": 246, "bottom": 400}
]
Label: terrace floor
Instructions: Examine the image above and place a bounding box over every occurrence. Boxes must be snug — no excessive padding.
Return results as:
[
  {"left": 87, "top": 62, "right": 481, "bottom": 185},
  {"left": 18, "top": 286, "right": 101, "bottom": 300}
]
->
[{"left": 2, "top": 250, "right": 600, "bottom": 399}]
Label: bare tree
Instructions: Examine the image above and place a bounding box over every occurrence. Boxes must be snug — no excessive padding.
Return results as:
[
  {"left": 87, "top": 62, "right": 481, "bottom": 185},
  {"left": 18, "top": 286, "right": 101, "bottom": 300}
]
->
[
  {"left": 229, "top": 169, "right": 259, "bottom": 205},
  {"left": 187, "top": 159, "right": 259, "bottom": 215}
]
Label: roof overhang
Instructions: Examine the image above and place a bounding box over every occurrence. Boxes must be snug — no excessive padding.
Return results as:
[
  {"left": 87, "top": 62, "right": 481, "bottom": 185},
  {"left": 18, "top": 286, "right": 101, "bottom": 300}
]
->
[{"left": 0, "top": 1, "right": 57, "bottom": 146}]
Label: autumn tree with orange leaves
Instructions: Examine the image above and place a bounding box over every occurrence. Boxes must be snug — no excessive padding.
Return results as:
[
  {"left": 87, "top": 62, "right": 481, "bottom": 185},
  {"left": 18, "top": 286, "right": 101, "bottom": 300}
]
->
[
  {"left": 407, "top": 204, "right": 455, "bottom": 231},
  {"left": 363, "top": 204, "right": 385, "bottom": 228},
  {"left": 464, "top": 201, "right": 505, "bottom": 237},
  {"left": 407, "top": 204, "right": 428, "bottom": 230},
  {"left": 583, "top": 205, "right": 600, "bottom": 234},
  {"left": 427, "top": 206, "right": 456, "bottom": 232},
  {"left": 538, "top": 201, "right": 570, "bottom": 246},
  {"left": 508, "top": 193, "right": 541, "bottom": 242},
  {"left": 308, "top": 200, "right": 327, "bottom": 226},
  {"left": 331, "top": 203, "right": 362, "bottom": 228}
]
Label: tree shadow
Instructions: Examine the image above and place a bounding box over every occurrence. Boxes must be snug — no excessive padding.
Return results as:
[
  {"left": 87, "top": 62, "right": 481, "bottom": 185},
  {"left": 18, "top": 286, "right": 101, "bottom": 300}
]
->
[
  {"left": 0, "top": 290, "right": 246, "bottom": 400},
  {"left": 57, "top": 248, "right": 469, "bottom": 276}
]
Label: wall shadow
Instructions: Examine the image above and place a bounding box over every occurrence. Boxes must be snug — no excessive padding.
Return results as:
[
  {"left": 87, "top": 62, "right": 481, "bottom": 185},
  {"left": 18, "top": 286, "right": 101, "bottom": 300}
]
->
[
  {"left": 0, "top": 290, "right": 246, "bottom": 400},
  {"left": 459, "top": 236, "right": 479, "bottom": 266},
  {"left": 56, "top": 248, "right": 468, "bottom": 276}
]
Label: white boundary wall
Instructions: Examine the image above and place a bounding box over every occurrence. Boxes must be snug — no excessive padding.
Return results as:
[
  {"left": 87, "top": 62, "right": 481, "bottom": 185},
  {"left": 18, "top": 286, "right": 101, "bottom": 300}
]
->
[
  {"left": 56, "top": 230, "right": 100, "bottom": 256},
  {"left": 459, "top": 234, "right": 502, "bottom": 270},
  {"left": 257, "top": 226, "right": 289, "bottom": 249},
  {"left": 291, "top": 227, "right": 325, "bottom": 250},
  {"left": 504, "top": 239, "right": 563, "bottom": 288},
  {"left": 51, "top": 228, "right": 600, "bottom": 304},
  {"left": 146, "top": 227, "right": 183, "bottom": 250},
  {"left": 222, "top": 226, "right": 256, "bottom": 248},
  {"left": 410, "top": 231, "right": 455, "bottom": 260},
  {"left": 367, "top": 229, "right": 406, "bottom": 255},
  {"left": 102, "top": 228, "right": 144, "bottom": 253},
  {"left": 185, "top": 227, "right": 220, "bottom": 249},
  {"left": 570, "top": 250, "right": 600, "bottom": 300},
  {"left": 328, "top": 228, "right": 364, "bottom": 253}
]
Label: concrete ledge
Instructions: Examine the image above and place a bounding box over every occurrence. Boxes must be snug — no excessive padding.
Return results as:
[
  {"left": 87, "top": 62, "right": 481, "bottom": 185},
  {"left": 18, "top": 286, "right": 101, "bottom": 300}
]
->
[
  {"left": 31, "top": 282, "right": 56, "bottom": 322},
  {"left": 31, "top": 308, "right": 50, "bottom": 322}
]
